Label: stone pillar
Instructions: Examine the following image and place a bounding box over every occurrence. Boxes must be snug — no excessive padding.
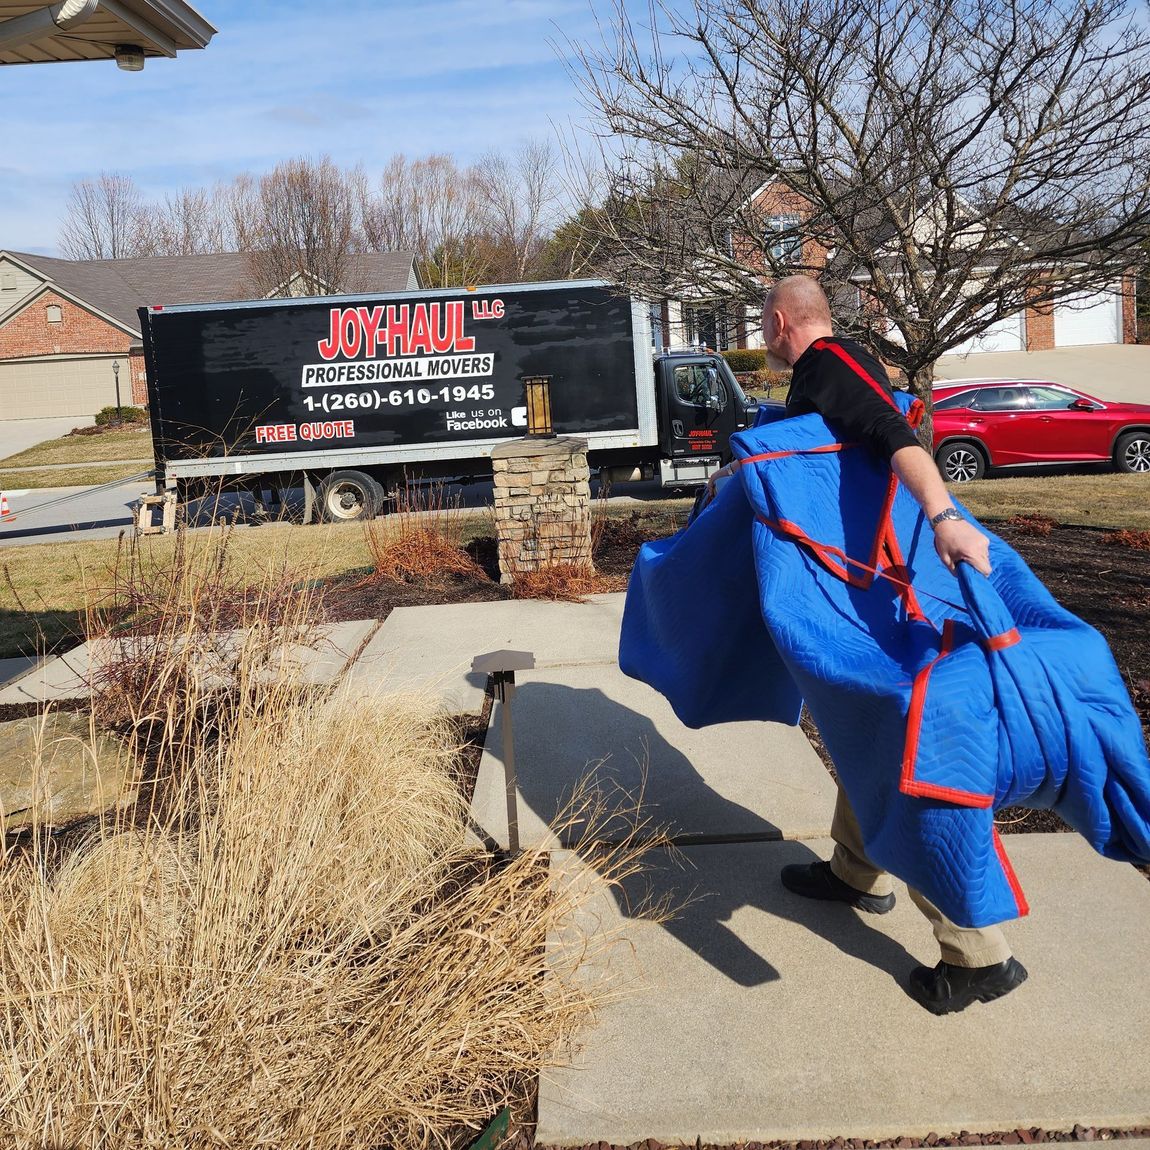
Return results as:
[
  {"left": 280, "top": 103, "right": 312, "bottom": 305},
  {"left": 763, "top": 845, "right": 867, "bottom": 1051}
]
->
[{"left": 490, "top": 437, "right": 593, "bottom": 584}]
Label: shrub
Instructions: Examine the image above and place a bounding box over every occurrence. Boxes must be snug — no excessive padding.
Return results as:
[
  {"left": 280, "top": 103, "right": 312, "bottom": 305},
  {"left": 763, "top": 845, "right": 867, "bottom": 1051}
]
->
[
  {"left": 722, "top": 348, "right": 767, "bottom": 373},
  {"left": 95, "top": 405, "right": 148, "bottom": 426}
]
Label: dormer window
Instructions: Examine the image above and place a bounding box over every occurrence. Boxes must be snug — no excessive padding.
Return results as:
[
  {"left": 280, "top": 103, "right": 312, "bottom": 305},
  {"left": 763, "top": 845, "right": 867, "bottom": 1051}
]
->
[{"left": 46, "top": 304, "right": 63, "bottom": 323}]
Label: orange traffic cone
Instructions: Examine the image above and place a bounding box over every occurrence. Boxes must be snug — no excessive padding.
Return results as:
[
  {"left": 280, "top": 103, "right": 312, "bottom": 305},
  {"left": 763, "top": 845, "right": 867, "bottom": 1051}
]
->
[{"left": 0, "top": 493, "right": 9, "bottom": 517}]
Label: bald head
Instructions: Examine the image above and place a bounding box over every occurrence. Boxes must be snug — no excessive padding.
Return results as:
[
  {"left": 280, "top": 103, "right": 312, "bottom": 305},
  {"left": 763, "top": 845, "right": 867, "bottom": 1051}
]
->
[
  {"left": 765, "top": 276, "right": 832, "bottom": 327},
  {"left": 761, "top": 276, "right": 834, "bottom": 366}
]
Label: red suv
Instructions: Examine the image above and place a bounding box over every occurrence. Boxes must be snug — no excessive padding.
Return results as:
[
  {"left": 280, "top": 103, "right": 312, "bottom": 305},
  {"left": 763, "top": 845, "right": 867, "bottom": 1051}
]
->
[{"left": 931, "top": 379, "right": 1150, "bottom": 482}]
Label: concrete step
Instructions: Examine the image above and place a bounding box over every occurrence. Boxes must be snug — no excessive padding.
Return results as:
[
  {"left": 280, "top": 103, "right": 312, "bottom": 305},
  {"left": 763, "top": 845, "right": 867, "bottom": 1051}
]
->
[
  {"left": 470, "top": 661, "right": 833, "bottom": 850},
  {"left": 539, "top": 834, "right": 1150, "bottom": 1146}
]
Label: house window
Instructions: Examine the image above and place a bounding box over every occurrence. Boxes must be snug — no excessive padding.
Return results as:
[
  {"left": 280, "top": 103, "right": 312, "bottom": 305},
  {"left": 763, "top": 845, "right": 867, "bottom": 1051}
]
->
[
  {"left": 765, "top": 214, "right": 802, "bottom": 262},
  {"left": 46, "top": 304, "right": 63, "bottom": 323},
  {"left": 685, "top": 304, "right": 734, "bottom": 351}
]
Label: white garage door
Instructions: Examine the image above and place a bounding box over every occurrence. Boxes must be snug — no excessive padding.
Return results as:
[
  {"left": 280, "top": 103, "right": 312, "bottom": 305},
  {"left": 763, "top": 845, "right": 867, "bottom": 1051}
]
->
[
  {"left": 949, "top": 311, "right": 1025, "bottom": 355},
  {"left": 1054, "top": 288, "right": 1121, "bottom": 346},
  {"left": 0, "top": 356, "right": 123, "bottom": 418}
]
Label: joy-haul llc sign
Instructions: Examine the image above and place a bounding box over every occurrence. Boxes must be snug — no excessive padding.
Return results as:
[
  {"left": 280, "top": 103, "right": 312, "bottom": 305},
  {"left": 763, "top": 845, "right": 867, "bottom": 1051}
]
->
[{"left": 300, "top": 299, "right": 503, "bottom": 387}]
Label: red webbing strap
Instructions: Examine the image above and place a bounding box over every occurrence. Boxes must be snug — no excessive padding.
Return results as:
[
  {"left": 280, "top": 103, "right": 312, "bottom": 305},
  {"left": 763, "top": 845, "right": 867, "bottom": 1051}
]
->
[
  {"left": 757, "top": 514, "right": 968, "bottom": 614},
  {"left": 984, "top": 628, "right": 1021, "bottom": 651},
  {"left": 740, "top": 443, "right": 848, "bottom": 465},
  {"left": 993, "top": 827, "right": 1030, "bottom": 917},
  {"left": 899, "top": 620, "right": 994, "bottom": 808},
  {"left": 812, "top": 339, "right": 900, "bottom": 410}
]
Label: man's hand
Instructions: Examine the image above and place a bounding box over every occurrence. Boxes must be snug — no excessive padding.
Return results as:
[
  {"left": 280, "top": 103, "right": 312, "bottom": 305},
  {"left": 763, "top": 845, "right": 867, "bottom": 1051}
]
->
[
  {"left": 705, "top": 458, "right": 742, "bottom": 503},
  {"left": 933, "top": 517, "right": 991, "bottom": 576}
]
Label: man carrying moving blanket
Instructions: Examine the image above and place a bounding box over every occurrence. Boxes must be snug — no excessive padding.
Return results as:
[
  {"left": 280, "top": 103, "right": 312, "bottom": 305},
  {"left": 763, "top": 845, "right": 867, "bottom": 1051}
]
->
[{"left": 708, "top": 276, "right": 1028, "bottom": 1014}]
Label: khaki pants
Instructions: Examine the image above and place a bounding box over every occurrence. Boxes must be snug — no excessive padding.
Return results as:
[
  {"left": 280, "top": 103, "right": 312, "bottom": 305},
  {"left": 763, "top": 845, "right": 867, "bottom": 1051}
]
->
[{"left": 829, "top": 785, "right": 1012, "bottom": 968}]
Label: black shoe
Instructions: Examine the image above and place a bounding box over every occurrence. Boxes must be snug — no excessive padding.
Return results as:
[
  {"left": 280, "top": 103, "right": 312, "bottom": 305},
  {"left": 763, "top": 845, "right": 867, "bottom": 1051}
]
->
[
  {"left": 780, "top": 860, "right": 896, "bottom": 914},
  {"left": 908, "top": 957, "right": 1028, "bottom": 1015}
]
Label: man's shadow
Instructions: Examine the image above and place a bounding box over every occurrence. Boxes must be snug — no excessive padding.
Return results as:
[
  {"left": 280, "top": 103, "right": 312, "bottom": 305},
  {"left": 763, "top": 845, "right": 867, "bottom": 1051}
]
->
[{"left": 479, "top": 680, "right": 919, "bottom": 990}]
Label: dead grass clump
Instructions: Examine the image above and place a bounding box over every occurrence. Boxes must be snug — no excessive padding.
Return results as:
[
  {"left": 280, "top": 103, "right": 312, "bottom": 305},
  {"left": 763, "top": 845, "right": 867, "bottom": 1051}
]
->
[
  {"left": 0, "top": 687, "right": 654, "bottom": 1148},
  {"left": 85, "top": 525, "right": 325, "bottom": 777},
  {"left": 1004, "top": 513, "right": 1058, "bottom": 536},
  {"left": 509, "top": 562, "right": 627, "bottom": 601},
  {"left": 1103, "top": 528, "right": 1150, "bottom": 551},
  {"left": 363, "top": 479, "right": 485, "bottom": 584}
]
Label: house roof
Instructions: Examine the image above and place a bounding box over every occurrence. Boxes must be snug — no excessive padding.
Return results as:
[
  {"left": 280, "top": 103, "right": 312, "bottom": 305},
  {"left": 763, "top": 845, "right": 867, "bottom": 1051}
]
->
[
  {"left": 0, "top": 1, "right": 215, "bottom": 67},
  {"left": 0, "top": 250, "right": 422, "bottom": 334}
]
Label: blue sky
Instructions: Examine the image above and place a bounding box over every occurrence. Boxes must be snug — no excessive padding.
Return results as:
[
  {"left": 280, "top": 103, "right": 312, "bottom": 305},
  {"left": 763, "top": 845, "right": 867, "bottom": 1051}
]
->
[{"left": 3, "top": 0, "right": 653, "bottom": 256}]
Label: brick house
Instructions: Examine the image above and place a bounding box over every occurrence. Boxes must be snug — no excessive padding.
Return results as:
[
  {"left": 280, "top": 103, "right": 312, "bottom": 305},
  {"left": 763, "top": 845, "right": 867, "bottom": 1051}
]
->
[
  {"left": 0, "top": 250, "right": 421, "bottom": 419},
  {"left": 664, "top": 180, "right": 1137, "bottom": 354}
]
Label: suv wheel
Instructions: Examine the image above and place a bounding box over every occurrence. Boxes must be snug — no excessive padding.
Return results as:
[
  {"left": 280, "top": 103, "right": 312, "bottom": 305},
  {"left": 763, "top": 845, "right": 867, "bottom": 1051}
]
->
[
  {"left": 936, "top": 442, "right": 986, "bottom": 483},
  {"left": 1114, "top": 431, "right": 1150, "bottom": 474}
]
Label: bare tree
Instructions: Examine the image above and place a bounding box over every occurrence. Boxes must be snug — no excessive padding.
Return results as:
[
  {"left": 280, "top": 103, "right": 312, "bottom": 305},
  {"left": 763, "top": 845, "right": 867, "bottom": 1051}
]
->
[
  {"left": 366, "top": 154, "right": 490, "bottom": 287},
  {"left": 58, "top": 172, "right": 147, "bottom": 259},
  {"left": 473, "top": 141, "right": 562, "bottom": 281},
  {"left": 246, "top": 156, "right": 363, "bottom": 296},
  {"left": 133, "top": 187, "right": 228, "bottom": 256},
  {"left": 573, "top": 0, "right": 1150, "bottom": 411}
]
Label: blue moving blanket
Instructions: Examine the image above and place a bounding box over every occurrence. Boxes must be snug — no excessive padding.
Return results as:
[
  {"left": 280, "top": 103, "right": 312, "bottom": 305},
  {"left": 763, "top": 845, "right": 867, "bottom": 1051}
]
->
[{"left": 620, "top": 396, "right": 1150, "bottom": 927}]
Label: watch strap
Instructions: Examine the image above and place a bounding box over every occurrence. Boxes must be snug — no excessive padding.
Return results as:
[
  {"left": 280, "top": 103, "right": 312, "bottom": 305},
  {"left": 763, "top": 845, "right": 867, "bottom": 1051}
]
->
[{"left": 928, "top": 507, "right": 964, "bottom": 529}]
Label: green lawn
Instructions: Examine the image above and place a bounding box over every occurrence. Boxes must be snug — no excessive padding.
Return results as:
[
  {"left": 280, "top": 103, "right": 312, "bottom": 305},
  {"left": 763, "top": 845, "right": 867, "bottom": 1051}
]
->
[
  {"left": 0, "top": 464, "right": 154, "bottom": 490},
  {"left": 0, "top": 425, "right": 153, "bottom": 469}
]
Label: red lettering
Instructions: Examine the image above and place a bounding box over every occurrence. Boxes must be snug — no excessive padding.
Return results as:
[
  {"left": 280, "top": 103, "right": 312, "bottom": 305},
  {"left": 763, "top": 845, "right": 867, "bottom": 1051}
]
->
[
  {"left": 472, "top": 298, "right": 504, "bottom": 320},
  {"left": 255, "top": 423, "right": 297, "bottom": 443},
  {"left": 385, "top": 304, "right": 409, "bottom": 357},
  {"left": 429, "top": 303, "right": 452, "bottom": 353},
  {"left": 449, "top": 300, "right": 475, "bottom": 352},
  {"left": 409, "top": 305, "right": 432, "bottom": 355},
  {"left": 340, "top": 310, "right": 362, "bottom": 358},
  {"left": 358, "top": 305, "right": 384, "bottom": 357},
  {"left": 317, "top": 308, "right": 343, "bottom": 360}
]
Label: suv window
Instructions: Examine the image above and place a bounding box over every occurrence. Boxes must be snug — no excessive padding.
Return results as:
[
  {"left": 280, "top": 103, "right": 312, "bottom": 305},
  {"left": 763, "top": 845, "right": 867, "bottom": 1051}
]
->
[
  {"left": 968, "top": 386, "right": 1028, "bottom": 411},
  {"left": 1027, "top": 385, "right": 1092, "bottom": 411},
  {"left": 933, "top": 390, "right": 977, "bottom": 411}
]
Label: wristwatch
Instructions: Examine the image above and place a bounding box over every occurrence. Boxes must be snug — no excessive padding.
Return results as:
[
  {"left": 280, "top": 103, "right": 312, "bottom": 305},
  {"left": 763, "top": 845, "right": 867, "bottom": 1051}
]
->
[{"left": 928, "top": 507, "right": 964, "bottom": 529}]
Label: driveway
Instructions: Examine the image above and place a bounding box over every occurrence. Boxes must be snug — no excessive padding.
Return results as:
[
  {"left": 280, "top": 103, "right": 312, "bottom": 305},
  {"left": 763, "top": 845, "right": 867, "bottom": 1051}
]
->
[
  {"left": 0, "top": 415, "right": 93, "bottom": 461},
  {"left": 934, "top": 344, "right": 1150, "bottom": 405}
]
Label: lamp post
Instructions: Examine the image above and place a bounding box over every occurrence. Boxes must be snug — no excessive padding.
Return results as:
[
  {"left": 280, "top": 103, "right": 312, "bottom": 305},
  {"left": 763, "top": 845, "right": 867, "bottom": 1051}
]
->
[{"left": 112, "top": 360, "right": 122, "bottom": 423}]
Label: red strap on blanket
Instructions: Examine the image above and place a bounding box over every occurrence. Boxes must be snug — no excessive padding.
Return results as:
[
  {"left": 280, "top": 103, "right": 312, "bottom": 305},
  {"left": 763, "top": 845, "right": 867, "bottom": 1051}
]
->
[{"left": 993, "top": 828, "right": 1030, "bottom": 917}]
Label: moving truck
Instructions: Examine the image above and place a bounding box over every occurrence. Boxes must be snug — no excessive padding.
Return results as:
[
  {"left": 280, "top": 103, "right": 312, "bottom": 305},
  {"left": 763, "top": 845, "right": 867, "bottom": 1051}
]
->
[{"left": 139, "top": 279, "right": 759, "bottom": 522}]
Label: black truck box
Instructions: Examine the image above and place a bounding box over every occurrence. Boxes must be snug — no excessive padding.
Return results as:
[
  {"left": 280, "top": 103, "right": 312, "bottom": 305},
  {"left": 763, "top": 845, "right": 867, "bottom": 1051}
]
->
[{"left": 140, "top": 280, "right": 658, "bottom": 482}]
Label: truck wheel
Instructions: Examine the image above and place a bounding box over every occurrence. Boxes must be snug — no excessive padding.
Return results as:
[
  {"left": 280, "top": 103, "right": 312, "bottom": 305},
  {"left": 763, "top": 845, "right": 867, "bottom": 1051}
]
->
[{"left": 318, "top": 470, "right": 383, "bottom": 522}]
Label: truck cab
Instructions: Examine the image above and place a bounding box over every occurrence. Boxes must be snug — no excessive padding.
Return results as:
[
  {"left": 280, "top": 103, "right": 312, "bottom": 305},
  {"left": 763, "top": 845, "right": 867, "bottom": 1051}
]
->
[{"left": 653, "top": 348, "right": 760, "bottom": 487}]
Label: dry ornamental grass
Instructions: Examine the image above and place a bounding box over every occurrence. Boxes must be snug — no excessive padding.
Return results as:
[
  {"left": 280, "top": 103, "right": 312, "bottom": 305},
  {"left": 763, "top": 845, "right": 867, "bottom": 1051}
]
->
[{"left": 0, "top": 526, "right": 660, "bottom": 1149}]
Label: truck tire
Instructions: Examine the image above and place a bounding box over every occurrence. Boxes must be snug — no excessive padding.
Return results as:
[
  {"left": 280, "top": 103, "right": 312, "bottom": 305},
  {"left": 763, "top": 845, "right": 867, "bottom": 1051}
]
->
[{"left": 317, "top": 470, "right": 383, "bottom": 522}]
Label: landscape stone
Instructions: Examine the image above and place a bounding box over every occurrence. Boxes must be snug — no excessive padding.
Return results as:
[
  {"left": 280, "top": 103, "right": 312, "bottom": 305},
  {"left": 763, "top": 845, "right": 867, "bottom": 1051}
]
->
[{"left": 0, "top": 711, "right": 139, "bottom": 831}]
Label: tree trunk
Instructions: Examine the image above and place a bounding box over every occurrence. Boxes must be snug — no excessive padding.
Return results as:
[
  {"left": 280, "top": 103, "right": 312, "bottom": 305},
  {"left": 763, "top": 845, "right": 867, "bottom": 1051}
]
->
[{"left": 905, "top": 363, "right": 936, "bottom": 453}]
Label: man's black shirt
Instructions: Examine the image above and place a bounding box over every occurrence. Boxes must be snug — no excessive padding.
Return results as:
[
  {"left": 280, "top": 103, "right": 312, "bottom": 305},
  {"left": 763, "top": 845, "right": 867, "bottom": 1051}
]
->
[{"left": 785, "top": 336, "right": 920, "bottom": 461}]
